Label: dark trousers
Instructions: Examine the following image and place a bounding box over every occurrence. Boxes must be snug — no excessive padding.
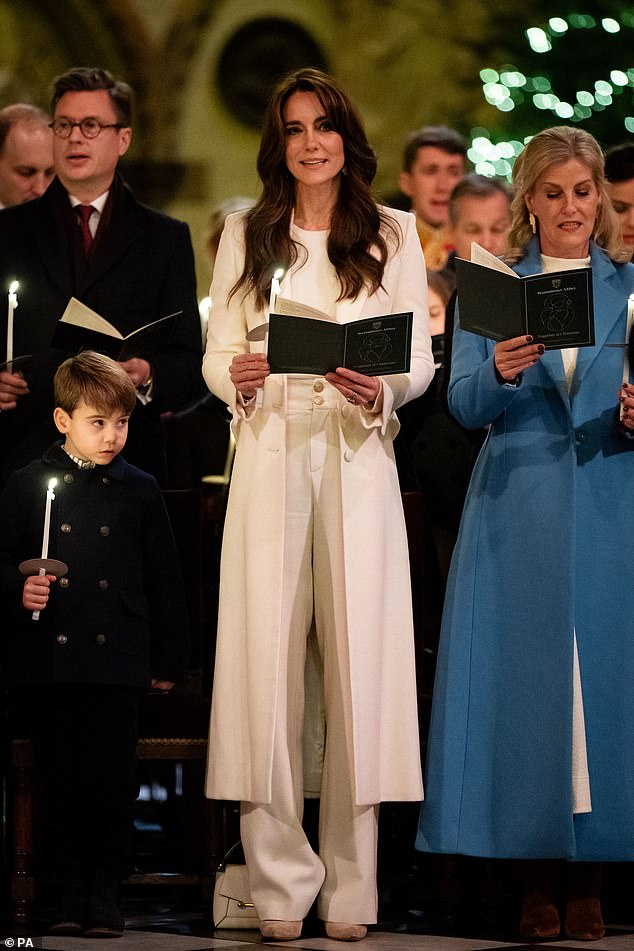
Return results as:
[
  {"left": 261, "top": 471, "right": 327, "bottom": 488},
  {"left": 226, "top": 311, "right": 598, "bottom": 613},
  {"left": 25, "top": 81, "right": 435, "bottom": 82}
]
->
[{"left": 24, "top": 685, "right": 140, "bottom": 884}]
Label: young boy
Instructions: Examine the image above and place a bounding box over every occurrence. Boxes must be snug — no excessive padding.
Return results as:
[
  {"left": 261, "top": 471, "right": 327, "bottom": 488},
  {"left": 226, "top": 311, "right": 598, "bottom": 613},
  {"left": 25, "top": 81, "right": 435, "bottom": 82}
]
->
[{"left": 0, "top": 351, "right": 188, "bottom": 938}]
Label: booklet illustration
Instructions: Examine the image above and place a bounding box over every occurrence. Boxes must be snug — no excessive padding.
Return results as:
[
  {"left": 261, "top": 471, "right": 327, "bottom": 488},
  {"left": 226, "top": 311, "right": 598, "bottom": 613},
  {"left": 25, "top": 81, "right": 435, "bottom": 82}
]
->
[
  {"left": 51, "top": 298, "right": 183, "bottom": 360},
  {"left": 266, "top": 299, "right": 412, "bottom": 376},
  {"left": 455, "top": 243, "right": 595, "bottom": 350}
]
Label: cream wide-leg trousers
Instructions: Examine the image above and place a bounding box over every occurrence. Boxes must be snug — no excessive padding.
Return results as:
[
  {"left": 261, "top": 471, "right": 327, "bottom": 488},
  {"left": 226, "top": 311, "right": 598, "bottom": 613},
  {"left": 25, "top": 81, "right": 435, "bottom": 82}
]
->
[{"left": 240, "top": 377, "right": 379, "bottom": 924}]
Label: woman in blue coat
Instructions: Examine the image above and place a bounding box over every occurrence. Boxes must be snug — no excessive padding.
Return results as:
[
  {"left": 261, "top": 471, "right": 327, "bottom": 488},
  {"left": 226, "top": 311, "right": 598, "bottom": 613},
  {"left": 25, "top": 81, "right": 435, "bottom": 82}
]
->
[{"left": 417, "top": 127, "right": 634, "bottom": 941}]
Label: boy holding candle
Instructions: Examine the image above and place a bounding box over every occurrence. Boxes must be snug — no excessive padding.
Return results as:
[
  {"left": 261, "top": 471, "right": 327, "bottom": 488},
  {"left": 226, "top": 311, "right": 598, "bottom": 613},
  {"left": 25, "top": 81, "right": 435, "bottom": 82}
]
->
[{"left": 0, "top": 350, "right": 188, "bottom": 938}]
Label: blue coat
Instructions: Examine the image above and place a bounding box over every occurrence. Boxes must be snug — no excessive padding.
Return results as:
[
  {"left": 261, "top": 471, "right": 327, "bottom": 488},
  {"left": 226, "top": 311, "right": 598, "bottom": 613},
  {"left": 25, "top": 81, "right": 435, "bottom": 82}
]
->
[{"left": 417, "top": 239, "right": 634, "bottom": 860}]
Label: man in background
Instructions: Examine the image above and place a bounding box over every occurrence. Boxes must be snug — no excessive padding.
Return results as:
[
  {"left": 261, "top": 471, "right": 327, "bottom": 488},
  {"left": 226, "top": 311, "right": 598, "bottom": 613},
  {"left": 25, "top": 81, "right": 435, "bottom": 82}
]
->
[
  {"left": 399, "top": 125, "right": 467, "bottom": 270},
  {"left": 0, "top": 103, "right": 54, "bottom": 208},
  {"left": 444, "top": 172, "right": 512, "bottom": 273},
  {"left": 605, "top": 143, "right": 634, "bottom": 252},
  {"left": 0, "top": 67, "right": 202, "bottom": 487}
]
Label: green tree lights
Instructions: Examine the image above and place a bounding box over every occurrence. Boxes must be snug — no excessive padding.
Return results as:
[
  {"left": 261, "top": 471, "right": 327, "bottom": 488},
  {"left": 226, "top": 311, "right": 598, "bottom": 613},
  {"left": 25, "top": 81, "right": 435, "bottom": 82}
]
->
[{"left": 469, "top": 8, "right": 634, "bottom": 178}]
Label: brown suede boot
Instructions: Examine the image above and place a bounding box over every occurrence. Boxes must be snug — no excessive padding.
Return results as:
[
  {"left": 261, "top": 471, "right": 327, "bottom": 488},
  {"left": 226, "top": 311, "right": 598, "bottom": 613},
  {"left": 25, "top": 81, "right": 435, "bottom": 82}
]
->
[
  {"left": 565, "top": 862, "right": 605, "bottom": 941},
  {"left": 519, "top": 859, "right": 561, "bottom": 939}
]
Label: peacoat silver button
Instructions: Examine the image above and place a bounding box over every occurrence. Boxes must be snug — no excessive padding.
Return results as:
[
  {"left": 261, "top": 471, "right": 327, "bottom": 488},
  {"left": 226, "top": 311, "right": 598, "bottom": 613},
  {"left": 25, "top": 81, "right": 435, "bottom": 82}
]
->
[
  {"left": 102, "top": 476, "right": 111, "bottom": 485},
  {"left": 313, "top": 380, "right": 324, "bottom": 392},
  {"left": 96, "top": 634, "right": 107, "bottom": 645},
  {"left": 98, "top": 579, "right": 109, "bottom": 590},
  {"left": 63, "top": 473, "right": 74, "bottom": 484},
  {"left": 56, "top": 634, "right": 68, "bottom": 645},
  {"left": 99, "top": 525, "right": 110, "bottom": 536},
  {"left": 59, "top": 577, "right": 69, "bottom": 588},
  {"left": 61, "top": 523, "right": 71, "bottom": 533}
]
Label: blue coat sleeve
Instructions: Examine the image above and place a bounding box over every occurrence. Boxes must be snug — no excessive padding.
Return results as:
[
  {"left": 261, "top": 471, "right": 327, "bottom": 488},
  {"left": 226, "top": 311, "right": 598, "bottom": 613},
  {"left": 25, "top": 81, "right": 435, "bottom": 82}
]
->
[{"left": 447, "top": 304, "right": 523, "bottom": 430}]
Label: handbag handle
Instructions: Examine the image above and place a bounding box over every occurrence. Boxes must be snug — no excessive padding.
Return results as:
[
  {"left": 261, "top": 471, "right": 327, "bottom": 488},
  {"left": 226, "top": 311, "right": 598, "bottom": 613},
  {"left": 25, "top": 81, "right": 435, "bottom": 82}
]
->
[{"left": 216, "top": 840, "right": 247, "bottom": 873}]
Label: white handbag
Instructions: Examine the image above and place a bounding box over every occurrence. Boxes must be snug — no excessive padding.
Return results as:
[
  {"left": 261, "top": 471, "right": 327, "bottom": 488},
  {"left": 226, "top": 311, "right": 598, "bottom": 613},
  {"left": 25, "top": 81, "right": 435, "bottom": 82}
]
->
[{"left": 212, "top": 842, "right": 260, "bottom": 929}]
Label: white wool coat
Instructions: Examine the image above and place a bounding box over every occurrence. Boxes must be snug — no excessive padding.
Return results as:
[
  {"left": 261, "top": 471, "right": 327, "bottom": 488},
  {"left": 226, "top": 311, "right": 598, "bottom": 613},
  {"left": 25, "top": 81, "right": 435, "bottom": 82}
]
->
[{"left": 203, "top": 207, "right": 433, "bottom": 805}]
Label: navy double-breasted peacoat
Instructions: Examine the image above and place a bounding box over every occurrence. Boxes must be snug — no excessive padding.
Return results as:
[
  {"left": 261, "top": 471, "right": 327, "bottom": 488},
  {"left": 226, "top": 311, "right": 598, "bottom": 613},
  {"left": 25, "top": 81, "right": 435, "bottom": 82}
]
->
[{"left": 0, "top": 443, "right": 188, "bottom": 687}]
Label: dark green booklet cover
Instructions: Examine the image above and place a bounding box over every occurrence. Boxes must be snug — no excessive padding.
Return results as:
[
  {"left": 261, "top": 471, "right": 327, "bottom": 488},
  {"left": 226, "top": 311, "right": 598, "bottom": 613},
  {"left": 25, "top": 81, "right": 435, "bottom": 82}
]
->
[
  {"left": 455, "top": 258, "right": 595, "bottom": 350},
  {"left": 267, "top": 311, "right": 412, "bottom": 375}
]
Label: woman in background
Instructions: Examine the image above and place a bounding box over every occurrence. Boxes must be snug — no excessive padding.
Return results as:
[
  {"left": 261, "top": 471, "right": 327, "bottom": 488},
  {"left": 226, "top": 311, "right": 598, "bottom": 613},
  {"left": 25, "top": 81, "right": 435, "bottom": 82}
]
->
[{"left": 204, "top": 68, "right": 433, "bottom": 942}]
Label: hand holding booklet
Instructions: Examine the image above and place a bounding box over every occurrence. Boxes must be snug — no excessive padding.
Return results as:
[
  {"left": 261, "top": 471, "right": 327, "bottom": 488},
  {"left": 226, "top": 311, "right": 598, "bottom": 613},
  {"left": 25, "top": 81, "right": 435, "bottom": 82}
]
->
[
  {"left": 455, "top": 243, "right": 595, "bottom": 350},
  {"left": 262, "top": 297, "right": 412, "bottom": 376},
  {"left": 51, "top": 298, "right": 182, "bottom": 361}
]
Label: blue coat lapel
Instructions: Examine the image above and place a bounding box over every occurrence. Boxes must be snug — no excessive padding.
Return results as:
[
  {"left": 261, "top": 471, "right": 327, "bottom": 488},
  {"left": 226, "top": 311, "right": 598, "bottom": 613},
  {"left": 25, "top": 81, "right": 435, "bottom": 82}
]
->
[{"left": 573, "top": 243, "right": 625, "bottom": 389}]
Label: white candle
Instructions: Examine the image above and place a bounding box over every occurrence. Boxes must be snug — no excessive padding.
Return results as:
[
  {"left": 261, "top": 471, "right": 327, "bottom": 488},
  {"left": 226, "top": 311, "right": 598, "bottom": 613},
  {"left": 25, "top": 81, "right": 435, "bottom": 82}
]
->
[
  {"left": 32, "top": 477, "right": 56, "bottom": 621},
  {"left": 41, "top": 478, "right": 56, "bottom": 560},
  {"left": 6, "top": 280, "right": 18, "bottom": 367},
  {"left": 257, "top": 268, "right": 284, "bottom": 409},
  {"left": 620, "top": 294, "right": 634, "bottom": 421},
  {"left": 269, "top": 268, "right": 283, "bottom": 314}
]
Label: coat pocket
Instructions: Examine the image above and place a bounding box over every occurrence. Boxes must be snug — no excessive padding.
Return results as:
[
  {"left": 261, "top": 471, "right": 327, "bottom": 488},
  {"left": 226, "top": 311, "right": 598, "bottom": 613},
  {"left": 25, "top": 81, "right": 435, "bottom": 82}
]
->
[{"left": 119, "top": 591, "right": 150, "bottom": 656}]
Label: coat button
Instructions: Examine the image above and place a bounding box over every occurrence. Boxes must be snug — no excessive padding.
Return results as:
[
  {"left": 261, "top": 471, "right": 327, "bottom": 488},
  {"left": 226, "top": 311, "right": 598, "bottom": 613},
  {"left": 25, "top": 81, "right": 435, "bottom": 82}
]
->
[
  {"left": 313, "top": 395, "right": 324, "bottom": 406},
  {"left": 63, "top": 473, "right": 74, "bottom": 484},
  {"left": 61, "top": 523, "right": 71, "bottom": 533},
  {"left": 96, "top": 634, "right": 107, "bottom": 645},
  {"left": 99, "top": 525, "right": 110, "bottom": 536},
  {"left": 56, "top": 634, "right": 68, "bottom": 645},
  {"left": 102, "top": 476, "right": 111, "bottom": 485},
  {"left": 59, "top": 577, "right": 69, "bottom": 588},
  {"left": 342, "top": 405, "right": 350, "bottom": 419},
  {"left": 344, "top": 449, "right": 353, "bottom": 462},
  {"left": 575, "top": 429, "right": 587, "bottom": 443},
  {"left": 98, "top": 579, "right": 109, "bottom": 590},
  {"left": 313, "top": 380, "right": 324, "bottom": 392}
]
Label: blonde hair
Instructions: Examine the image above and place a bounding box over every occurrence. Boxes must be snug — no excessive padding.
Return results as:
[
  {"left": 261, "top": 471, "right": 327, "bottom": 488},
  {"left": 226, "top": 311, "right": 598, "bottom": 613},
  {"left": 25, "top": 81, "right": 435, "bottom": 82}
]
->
[
  {"left": 507, "top": 126, "right": 629, "bottom": 263},
  {"left": 54, "top": 351, "right": 137, "bottom": 415}
]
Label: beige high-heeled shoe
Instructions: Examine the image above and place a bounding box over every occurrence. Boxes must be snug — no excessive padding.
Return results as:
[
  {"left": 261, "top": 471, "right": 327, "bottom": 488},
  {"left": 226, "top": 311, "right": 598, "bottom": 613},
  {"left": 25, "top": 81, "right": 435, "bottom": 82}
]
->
[
  {"left": 325, "top": 921, "right": 368, "bottom": 941},
  {"left": 260, "top": 919, "right": 302, "bottom": 940}
]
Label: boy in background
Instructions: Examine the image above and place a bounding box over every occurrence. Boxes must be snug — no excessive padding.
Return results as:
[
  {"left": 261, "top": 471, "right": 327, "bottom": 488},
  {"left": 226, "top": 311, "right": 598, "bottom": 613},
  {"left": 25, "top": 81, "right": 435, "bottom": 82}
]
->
[{"left": 0, "top": 351, "right": 188, "bottom": 938}]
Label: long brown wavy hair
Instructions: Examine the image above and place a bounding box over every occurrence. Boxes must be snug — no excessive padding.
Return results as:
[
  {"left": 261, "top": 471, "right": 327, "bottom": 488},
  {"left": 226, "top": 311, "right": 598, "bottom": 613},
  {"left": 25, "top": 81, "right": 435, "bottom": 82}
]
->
[
  {"left": 230, "top": 67, "right": 400, "bottom": 309},
  {"left": 507, "top": 125, "right": 630, "bottom": 264}
]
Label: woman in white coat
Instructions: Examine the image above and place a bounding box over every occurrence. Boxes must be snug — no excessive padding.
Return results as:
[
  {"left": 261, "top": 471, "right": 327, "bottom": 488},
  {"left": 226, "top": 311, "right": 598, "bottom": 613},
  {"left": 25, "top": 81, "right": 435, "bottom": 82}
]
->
[{"left": 203, "top": 68, "right": 433, "bottom": 942}]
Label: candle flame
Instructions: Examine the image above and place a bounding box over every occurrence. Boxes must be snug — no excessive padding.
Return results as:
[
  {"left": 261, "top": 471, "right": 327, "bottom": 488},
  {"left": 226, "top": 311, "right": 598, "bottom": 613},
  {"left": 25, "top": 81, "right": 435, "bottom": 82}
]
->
[
  {"left": 47, "top": 478, "right": 57, "bottom": 492},
  {"left": 9, "top": 280, "right": 19, "bottom": 294}
]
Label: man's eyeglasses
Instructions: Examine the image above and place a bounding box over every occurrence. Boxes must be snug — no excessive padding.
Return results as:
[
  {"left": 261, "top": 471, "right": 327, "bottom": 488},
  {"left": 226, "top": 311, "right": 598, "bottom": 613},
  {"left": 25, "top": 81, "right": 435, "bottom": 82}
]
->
[{"left": 49, "top": 118, "right": 123, "bottom": 139}]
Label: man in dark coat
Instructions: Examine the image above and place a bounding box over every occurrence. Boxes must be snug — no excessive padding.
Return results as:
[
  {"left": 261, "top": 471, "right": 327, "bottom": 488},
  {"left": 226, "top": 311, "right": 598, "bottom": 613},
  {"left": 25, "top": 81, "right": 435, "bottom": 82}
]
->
[{"left": 0, "top": 67, "right": 202, "bottom": 487}]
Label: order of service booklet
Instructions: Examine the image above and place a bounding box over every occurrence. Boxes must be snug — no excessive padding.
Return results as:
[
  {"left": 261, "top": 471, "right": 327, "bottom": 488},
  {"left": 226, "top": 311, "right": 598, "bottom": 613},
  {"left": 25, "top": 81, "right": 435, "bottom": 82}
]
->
[
  {"left": 51, "top": 298, "right": 182, "bottom": 360},
  {"left": 265, "top": 297, "right": 413, "bottom": 375},
  {"left": 455, "top": 243, "right": 595, "bottom": 350}
]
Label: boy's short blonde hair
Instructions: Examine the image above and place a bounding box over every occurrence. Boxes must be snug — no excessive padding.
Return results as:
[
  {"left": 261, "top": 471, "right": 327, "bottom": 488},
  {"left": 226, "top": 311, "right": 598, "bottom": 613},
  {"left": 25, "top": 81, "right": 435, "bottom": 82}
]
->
[{"left": 54, "top": 351, "right": 137, "bottom": 416}]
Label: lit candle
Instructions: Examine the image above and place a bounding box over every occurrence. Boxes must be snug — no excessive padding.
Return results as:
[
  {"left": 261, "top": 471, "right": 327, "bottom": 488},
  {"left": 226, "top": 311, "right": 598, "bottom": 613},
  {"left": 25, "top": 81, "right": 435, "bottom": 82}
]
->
[
  {"left": 269, "top": 268, "right": 283, "bottom": 315},
  {"left": 257, "top": 268, "right": 284, "bottom": 409},
  {"left": 6, "top": 280, "right": 18, "bottom": 368},
  {"left": 32, "top": 477, "right": 56, "bottom": 621},
  {"left": 620, "top": 293, "right": 634, "bottom": 421},
  {"left": 41, "top": 478, "right": 57, "bottom": 560}
]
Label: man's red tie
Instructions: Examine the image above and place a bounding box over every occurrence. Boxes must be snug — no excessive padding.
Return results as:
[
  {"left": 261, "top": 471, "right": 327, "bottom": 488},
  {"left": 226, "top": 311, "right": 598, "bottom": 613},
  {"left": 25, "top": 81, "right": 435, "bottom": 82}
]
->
[{"left": 77, "top": 204, "right": 95, "bottom": 254}]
